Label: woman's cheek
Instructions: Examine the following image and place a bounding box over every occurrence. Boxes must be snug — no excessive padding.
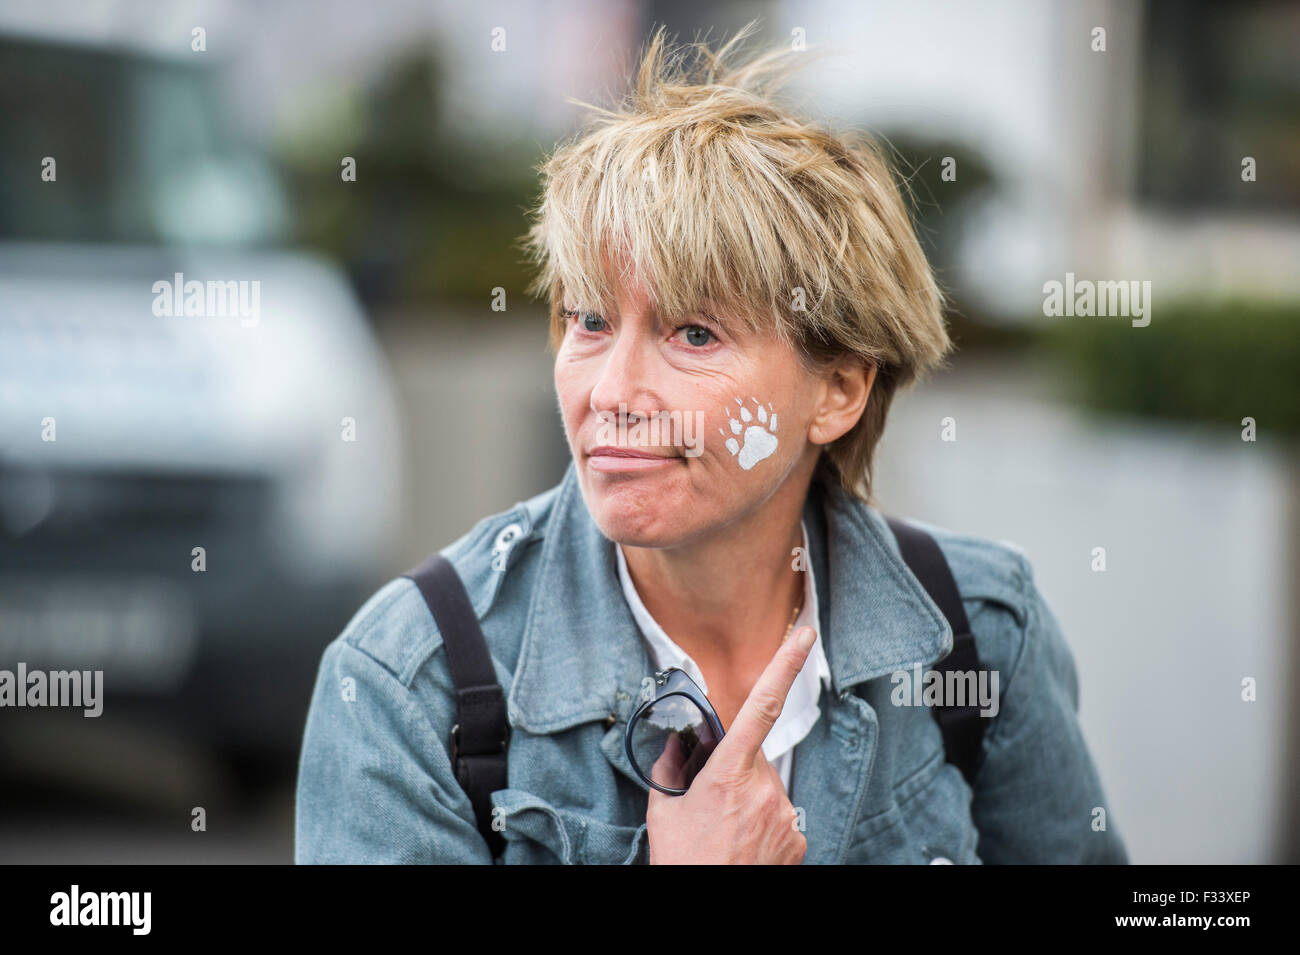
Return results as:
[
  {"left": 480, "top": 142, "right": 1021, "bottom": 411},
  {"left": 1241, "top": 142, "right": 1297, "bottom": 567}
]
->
[
  {"left": 553, "top": 361, "right": 588, "bottom": 445},
  {"left": 715, "top": 395, "right": 781, "bottom": 472}
]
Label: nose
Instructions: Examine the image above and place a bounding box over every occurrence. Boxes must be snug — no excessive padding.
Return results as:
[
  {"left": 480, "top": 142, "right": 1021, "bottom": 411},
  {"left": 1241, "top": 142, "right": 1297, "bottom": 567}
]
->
[{"left": 589, "top": 324, "right": 661, "bottom": 423}]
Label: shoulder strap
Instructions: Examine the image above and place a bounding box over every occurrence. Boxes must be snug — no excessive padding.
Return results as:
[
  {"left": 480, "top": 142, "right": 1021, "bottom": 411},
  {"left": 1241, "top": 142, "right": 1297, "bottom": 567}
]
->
[
  {"left": 884, "top": 516, "right": 988, "bottom": 786},
  {"left": 402, "top": 553, "right": 509, "bottom": 858}
]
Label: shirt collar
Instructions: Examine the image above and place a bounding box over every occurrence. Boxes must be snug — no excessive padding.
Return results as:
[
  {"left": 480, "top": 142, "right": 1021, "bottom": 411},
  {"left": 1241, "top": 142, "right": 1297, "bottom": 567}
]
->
[{"left": 507, "top": 461, "right": 951, "bottom": 734}]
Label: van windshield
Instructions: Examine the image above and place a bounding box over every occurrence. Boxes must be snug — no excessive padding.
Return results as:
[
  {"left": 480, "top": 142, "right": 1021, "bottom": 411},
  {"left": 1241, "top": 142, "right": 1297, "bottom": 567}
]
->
[{"left": 0, "top": 36, "right": 287, "bottom": 247}]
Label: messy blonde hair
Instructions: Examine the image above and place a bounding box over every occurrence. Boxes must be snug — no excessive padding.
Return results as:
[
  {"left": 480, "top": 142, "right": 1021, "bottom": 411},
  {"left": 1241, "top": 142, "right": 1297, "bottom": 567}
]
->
[{"left": 520, "top": 21, "right": 951, "bottom": 502}]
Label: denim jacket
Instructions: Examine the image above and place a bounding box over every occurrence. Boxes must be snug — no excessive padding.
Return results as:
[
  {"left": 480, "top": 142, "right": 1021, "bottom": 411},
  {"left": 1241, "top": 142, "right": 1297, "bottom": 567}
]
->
[{"left": 295, "top": 461, "right": 1128, "bottom": 864}]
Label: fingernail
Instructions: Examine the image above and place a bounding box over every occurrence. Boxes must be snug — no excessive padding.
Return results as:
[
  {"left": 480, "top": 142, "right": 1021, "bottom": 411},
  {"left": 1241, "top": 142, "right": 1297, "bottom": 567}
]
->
[{"left": 796, "top": 626, "right": 815, "bottom": 652}]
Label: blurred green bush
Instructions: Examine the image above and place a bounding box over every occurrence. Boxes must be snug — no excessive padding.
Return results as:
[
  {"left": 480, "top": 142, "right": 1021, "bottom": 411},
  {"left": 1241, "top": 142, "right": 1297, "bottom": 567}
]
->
[{"left": 1045, "top": 298, "right": 1300, "bottom": 436}]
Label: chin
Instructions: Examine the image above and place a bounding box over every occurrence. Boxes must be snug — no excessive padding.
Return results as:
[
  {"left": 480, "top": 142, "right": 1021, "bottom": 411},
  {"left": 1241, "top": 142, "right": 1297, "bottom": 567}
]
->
[{"left": 580, "top": 471, "right": 696, "bottom": 548}]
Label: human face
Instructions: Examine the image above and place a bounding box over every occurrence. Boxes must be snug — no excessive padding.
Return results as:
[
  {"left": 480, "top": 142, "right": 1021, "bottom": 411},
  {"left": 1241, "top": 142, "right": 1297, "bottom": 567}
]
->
[{"left": 554, "top": 272, "right": 825, "bottom": 549}]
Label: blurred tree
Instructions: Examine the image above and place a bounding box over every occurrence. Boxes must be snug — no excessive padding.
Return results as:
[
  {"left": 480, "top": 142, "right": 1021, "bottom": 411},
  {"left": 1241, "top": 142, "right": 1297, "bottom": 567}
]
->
[
  {"left": 274, "top": 46, "right": 542, "bottom": 311},
  {"left": 876, "top": 132, "right": 1014, "bottom": 352}
]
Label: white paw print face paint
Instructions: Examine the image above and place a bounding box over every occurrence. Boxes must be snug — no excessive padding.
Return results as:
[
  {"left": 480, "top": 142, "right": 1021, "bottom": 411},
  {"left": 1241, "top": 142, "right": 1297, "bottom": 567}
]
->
[{"left": 721, "top": 397, "right": 779, "bottom": 470}]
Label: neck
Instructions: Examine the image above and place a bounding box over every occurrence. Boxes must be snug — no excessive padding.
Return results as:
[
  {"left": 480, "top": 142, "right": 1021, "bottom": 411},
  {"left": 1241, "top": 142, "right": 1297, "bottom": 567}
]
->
[{"left": 620, "top": 460, "right": 816, "bottom": 675}]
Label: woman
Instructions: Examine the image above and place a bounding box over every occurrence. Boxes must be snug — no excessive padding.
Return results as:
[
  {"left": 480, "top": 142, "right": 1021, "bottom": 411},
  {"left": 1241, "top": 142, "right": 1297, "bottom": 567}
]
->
[{"left": 295, "top": 24, "right": 1127, "bottom": 865}]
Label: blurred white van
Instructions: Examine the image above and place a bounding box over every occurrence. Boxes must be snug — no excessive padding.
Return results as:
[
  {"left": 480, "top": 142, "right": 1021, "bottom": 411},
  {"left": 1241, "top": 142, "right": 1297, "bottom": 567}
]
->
[{"left": 0, "top": 32, "right": 402, "bottom": 780}]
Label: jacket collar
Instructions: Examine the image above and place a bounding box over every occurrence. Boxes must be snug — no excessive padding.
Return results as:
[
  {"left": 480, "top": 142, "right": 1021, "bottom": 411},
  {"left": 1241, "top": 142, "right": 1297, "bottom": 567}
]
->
[{"left": 507, "top": 461, "right": 952, "bottom": 735}]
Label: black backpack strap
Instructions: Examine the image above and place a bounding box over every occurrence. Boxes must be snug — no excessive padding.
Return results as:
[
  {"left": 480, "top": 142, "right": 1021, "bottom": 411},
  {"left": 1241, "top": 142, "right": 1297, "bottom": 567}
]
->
[
  {"left": 884, "top": 516, "right": 988, "bottom": 786},
  {"left": 402, "top": 553, "right": 509, "bottom": 858}
]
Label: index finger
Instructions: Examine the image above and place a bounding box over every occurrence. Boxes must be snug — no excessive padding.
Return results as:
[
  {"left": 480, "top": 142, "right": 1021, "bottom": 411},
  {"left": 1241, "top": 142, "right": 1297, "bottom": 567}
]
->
[{"left": 713, "top": 626, "right": 816, "bottom": 770}]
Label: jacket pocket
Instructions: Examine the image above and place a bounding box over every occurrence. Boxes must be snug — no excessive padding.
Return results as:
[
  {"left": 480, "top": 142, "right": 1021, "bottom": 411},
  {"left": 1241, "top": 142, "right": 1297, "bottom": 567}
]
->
[
  {"left": 844, "top": 749, "right": 981, "bottom": 864},
  {"left": 491, "top": 789, "right": 648, "bottom": 865}
]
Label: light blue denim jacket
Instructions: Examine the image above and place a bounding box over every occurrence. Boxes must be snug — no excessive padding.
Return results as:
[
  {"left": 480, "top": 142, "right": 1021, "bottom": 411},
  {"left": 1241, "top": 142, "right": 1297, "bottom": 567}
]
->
[{"left": 295, "top": 461, "right": 1128, "bottom": 864}]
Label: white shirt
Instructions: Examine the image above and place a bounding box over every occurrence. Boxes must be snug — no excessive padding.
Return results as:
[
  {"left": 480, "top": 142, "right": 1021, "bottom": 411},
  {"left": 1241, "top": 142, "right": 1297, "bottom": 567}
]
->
[{"left": 615, "top": 520, "right": 832, "bottom": 795}]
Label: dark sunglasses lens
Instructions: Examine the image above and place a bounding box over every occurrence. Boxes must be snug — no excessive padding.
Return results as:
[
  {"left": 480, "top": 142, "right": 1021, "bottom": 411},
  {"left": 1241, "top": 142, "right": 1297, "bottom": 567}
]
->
[{"left": 629, "top": 693, "right": 719, "bottom": 791}]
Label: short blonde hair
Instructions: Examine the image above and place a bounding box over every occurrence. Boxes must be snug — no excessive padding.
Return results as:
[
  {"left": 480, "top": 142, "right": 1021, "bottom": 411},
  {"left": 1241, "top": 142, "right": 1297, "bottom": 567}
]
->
[{"left": 521, "top": 22, "right": 951, "bottom": 502}]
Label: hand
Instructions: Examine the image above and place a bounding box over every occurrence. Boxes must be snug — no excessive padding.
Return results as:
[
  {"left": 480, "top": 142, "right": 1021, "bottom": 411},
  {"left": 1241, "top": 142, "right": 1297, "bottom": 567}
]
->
[{"left": 645, "top": 626, "right": 816, "bottom": 864}]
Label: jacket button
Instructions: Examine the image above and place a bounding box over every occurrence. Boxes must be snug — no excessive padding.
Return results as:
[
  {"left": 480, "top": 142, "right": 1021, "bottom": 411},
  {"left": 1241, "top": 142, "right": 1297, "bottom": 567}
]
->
[
  {"left": 929, "top": 856, "right": 954, "bottom": 864},
  {"left": 491, "top": 522, "right": 524, "bottom": 570},
  {"left": 493, "top": 522, "right": 523, "bottom": 550},
  {"left": 604, "top": 714, "right": 617, "bottom": 728}
]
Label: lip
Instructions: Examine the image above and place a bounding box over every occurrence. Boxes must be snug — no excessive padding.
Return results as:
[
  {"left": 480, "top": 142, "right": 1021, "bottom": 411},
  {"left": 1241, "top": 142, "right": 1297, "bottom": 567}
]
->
[{"left": 586, "top": 445, "right": 682, "bottom": 473}]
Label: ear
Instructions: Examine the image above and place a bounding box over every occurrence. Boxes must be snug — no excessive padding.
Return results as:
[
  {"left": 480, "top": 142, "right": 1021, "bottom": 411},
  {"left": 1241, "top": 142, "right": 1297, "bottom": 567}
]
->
[{"left": 808, "top": 358, "right": 876, "bottom": 446}]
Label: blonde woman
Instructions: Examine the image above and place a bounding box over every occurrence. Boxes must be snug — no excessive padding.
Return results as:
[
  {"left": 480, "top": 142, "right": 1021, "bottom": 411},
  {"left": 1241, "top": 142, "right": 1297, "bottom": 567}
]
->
[{"left": 295, "top": 24, "right": 1127, "bottom": 865}]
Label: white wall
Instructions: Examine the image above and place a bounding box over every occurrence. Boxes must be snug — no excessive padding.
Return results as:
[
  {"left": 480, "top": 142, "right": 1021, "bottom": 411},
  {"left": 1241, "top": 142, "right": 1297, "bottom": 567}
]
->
[{"left": 873, "top": 357, "right": 1294, "bottom": 863}]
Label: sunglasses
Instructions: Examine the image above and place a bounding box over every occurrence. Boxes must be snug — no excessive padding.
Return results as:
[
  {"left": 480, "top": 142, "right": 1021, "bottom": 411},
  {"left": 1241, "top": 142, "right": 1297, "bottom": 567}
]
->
[{"left": 623, "top": 667, "right": 726, "bottom": 796}]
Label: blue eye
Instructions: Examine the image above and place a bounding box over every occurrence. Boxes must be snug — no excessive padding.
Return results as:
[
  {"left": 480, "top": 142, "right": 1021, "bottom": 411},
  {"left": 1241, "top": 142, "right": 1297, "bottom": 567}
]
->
[
  {"left": 681, "top": 325, "right": 714, "bottom": 347},
  {"left": 565, "top": 309, "right": 606, "bottom": 332},
  {"left": 564, "top": 310, "right": 608, "bottom": 335}
]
